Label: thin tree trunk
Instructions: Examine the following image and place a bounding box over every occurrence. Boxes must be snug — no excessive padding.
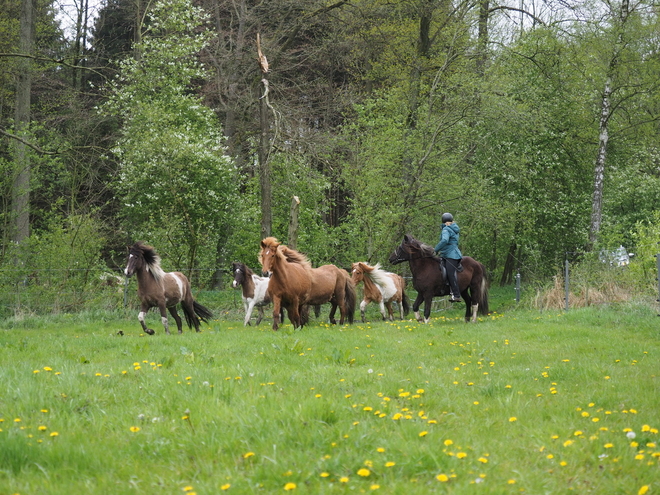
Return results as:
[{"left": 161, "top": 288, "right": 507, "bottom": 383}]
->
[
  {"left": 258, "top": 34, "right": 272, "bottom": 239},
  {"left": 12, "top": 0, "right": 36, "bottom": 247},
  {"left": 288, "top": 196, "right": 300, "bottom": 249},
  {"left": 588, "top": 0, "right": 629, "bottom": 247}
]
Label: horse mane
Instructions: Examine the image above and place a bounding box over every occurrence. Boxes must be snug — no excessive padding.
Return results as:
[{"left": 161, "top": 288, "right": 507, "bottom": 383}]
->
[
  {"left": 362, "top": 263, "right": 392, "bottom": 286},
  {"left": 133, "top": 241, "right": 166, "bottom": 282},
  {"left": 279, "top": 245, "right": 312, "bottom": 268},
  {"left": 262, "top": 237, "right": 312, "bottom": 269},
  {"left": 407, "top": 236, "right": 437, "bottom": 258}
]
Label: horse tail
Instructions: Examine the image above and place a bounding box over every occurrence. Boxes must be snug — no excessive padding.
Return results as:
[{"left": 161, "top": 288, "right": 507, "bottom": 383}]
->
[
  {"left": 401, "top": 291, "right": 411, "bottom": 316},
  {"left": 344, "top": 277, "right": 356, "bottom": 324},
  {"left": 475, "top": 263, "right": 490, "bottom": 316},
  {"left": 183, "top": 300, "right": 214, "bottom": 329}
]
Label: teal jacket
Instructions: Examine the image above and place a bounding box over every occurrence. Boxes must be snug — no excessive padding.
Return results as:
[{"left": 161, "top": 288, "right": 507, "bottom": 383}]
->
[{"left": 434, "top": 223, "right": 462, "bottom": 260}]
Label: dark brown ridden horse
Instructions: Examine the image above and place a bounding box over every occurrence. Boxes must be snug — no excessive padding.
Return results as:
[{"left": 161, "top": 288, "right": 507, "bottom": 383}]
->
[
  {"left": 259, "top": 237, "right": 356, "bottom": 330},
  {"left": 389, "top": 235, "right": 489, "bottom": 323},
  {"left": 124, "top": 242, "right": 213, "bottom": 335},
  {"left": 351, "top": 262, "right": 410, "bottom": 322}
]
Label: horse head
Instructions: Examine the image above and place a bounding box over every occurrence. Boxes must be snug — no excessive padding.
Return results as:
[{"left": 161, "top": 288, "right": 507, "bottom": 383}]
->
[
  {"left": 259, "top": 237, "right": 281, "bottom": 275},
  {"left": 351, "top": 262, "right": 366, "bottom": 283},
  {"left": 231, "top": 262, "right": 247, "bottom": 289},
  {"left": 125, "top": 241, "right": 163, "bottom": 280},
  {"left": 389, "top": 235, "right": 434, "bottom": 265}
]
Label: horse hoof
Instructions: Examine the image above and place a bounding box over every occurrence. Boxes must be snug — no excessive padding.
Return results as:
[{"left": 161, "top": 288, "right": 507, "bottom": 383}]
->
[{"left": 145, "top": 328, "right": 155, "bottom": 335}]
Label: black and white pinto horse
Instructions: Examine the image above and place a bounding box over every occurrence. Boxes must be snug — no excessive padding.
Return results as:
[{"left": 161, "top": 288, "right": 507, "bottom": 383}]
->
[{"left": 231, "top": 262, "right": 272, "bottom": 326}]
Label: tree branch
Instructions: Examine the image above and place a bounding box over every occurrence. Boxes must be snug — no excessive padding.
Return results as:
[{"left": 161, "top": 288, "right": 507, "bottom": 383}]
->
[
  {"left": 0, "top": 128, "right": 60, "bottom": 155},
  {"left": 488, "top": 5, "right": 546, "bottom": 27}
]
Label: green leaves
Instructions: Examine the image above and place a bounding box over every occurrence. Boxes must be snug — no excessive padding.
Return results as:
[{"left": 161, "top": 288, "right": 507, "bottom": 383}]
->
[{"left": 103, "top": 0, "right": 236, "bottom": 271}]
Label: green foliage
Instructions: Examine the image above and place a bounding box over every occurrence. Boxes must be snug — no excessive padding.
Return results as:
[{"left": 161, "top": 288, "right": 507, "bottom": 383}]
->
[
  {"left": 102, "top": 0, "right": 237, "bottom": 271},
  {"left": 0, "top": 214, "right": 124, "bottom": 317}
]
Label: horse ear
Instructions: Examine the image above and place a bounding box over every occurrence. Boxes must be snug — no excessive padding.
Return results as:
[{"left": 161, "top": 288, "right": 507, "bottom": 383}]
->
[{"left": 403, "top": 234, "right": 411, "bottom": 242}]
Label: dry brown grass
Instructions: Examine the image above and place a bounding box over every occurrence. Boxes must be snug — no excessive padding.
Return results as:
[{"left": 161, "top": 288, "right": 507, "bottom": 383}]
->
[{"left": 533, "top": 275, "right": 632, "bottom": 310}]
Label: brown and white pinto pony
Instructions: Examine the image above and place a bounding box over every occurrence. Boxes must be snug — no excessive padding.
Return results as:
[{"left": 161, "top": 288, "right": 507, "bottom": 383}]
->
[
  {"left": 351, "top": 262, "right": 410, "bottom": 322},
  {"left": 124, "top": 242, "right": 213, "bottom": 335},
  {"left": 259, "top": 237, "right": 356, "bottom": 331},
  {"left": 231, "top": 261, "right": 272, "bottom": 326}
]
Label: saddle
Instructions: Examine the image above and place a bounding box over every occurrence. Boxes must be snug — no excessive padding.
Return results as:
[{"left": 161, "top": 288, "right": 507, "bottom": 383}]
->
[{"left": 438, "top": 258, "right": 464, "bottom": 282}]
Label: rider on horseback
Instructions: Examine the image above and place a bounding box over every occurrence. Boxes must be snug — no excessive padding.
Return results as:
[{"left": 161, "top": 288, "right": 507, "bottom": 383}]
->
[{"left": 434, "top": 212, "right": 462, "bottom": 303}]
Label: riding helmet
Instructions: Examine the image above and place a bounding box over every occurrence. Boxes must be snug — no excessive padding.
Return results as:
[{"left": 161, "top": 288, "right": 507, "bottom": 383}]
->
[{"left": 441, "top": 212, "right": 454, "bottom": 223}]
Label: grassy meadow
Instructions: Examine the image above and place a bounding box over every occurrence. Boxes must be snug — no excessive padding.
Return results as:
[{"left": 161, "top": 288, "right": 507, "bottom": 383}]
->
[{"left": 1, "top": 293, "right": 659, "bottom": 494}]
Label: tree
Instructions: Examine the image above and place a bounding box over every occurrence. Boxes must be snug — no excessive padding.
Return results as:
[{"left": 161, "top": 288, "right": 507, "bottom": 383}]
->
[
  {"left": 11, "top": 0, "right": 37, "bottom": 247},
  {"left": 102, "top": 0, "right": 237, "bottom": 278}
]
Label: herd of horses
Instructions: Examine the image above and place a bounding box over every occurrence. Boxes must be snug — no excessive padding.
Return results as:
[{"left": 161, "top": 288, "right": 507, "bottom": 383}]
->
[{"left": 123, "top": 235, "right": 490, "bottom": 335}]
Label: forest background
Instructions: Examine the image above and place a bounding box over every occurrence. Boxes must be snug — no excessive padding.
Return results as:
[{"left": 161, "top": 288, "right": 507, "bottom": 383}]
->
[{"left": 1, "top": 0, "right": 660, "bottom": 316}]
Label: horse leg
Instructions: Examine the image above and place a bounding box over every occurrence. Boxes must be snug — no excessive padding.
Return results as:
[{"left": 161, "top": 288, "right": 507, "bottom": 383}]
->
[
  {"left": 158, "top": 304, "right": 171, "bottom": 335},
  {"left": 422, "top": 295, "right": 434, "bottom": 324},
  {"left": 168, "top": 306, "right": 184, "bottom": 333},
  {"left": 245, "top": 299, "right": 255, "bottom": 326},
  {"left": 329, "top": 302, "right": 338, "bottom": 325},
  {"left": 385, "top": 301, "right": 394, "bottom": 321},
  {"left": 378, "top": 301, "right": 387, "bottom": 321},
  {"left": 272, "top": 296, "right": 282, "bottom": 331},
  {"left": 397, "top": 298, "right": 404, "bottom": 320},
  {"left": 138, "top": 306, "right": 155, "bottom": 335},
  {"left": 412, "top": 293, "right": 425, "bottom": 323},
  {"left": 256, "top": 305, "right": 264, "bottom": 326},
  {"left": 360, "top": 299, "right": 368, "bottom": 323}
]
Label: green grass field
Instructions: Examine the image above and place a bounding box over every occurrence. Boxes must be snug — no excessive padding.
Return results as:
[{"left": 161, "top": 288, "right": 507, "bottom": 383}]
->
[{"left": 1, "top": 294, "right": 659, "bottom": 494}]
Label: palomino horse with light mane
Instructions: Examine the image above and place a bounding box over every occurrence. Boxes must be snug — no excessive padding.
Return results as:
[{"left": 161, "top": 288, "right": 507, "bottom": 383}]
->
[
  {"left": 389, "top": 235, "right": 489, "bottom": 323},
  {"left": 259, "top": 237, "right": 356, "bottom": 331},
  {"left": 231, "top": 261, "right": 272, "bottom": 326},
  {"left": 124, "top": 242, "right": 213, "bottom": 335},
  {"left": 351, "top": 262, "right": 410, "bottom": 322}
]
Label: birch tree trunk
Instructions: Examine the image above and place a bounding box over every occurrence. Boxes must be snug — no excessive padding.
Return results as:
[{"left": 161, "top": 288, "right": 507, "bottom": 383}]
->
[{"left": 589, "top": 0, "right": 629, "bottom": 247}]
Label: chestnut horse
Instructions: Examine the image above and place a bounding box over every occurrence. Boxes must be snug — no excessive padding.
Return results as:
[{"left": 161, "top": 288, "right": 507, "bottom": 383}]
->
[
  {"left": 351, "top": 262, "right": 410, "bottom": 322},
  {"left": 259, "top": 237, "right": 356, "bottom": 330},
  {"left": 231, "top": 262, "right": 272, "bottom": 326},
  {"left": 124, "top": 242, "right": 213, "bottom": 334},
  {"left": 389, "top": 235, "right": 489, "bottom": 323}
]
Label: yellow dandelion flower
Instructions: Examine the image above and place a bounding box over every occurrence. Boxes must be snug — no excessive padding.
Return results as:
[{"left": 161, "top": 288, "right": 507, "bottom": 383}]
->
[
  {"left": 243, "top": 452, "right": 255, "bottom": 459},
  {"left": 320, "top": 472, "right": 330, "bottom": 478},
  {"left": 339, "top": 477, "right": 349, "bottom": 483},
  {"left": 44, "top": 367, "right": 52, "bottom": 371},
  {"left": 478, "top": 457, "right": 488, "bottom": 463},
  {"left": 385, "top": 461, "right": 395, "bottom": 467},
  {"left": 419, "top": 431, "right": 428, "bottom": 437},
  {"left": 220, "top": 484, "right": 230, "bottom": 490},
  {"left": 183, "top": 487, "right": 194, "bottom": 492},
  {"left": 49, "top": 431, "right": 59, "bottom": 437},
  {"left": 604, "top": 443, "right": 614, "bottom": 449},
  {"left": 638, "top": 486, "right": 649, "bottom": 495},
  {"left": 456, "top": 452, "right": 467, "bottom": 459},
  {"left": 376, "top": 447, "right": 385, "bottom": 453},
  {"left": 547, "top": 454, "right": 554, "bottom": 459},
  {"left": 444, "top": 439, "right": 453, "bottom": 446},
  {"left": 370, "top": 484, "right": 380, "bottom": 490},
  {"left": 563, "top": 440, "right": 574, "bottom": 447},
  {"left": 509, "top": 417, "right": 517, "bottom": 422},
  {"left": 437, "top": 474, "right": 449, "bottom": 482},
  {"left": 363, "top": 406, "right": 373, "bottom": 411},
  {"left": 283, "top": 482, "right": 296, "bottom": 491},
  {"left": 508, "top": 479, "right": 516, "bottom": 484},
  {"left": 130, "top": 426, "right": 140, "bottom": 432},
  {"left": 357, "top": 468, "right": 370, "bottom": 477},
  {"left": 38, "top": 425, "right": 47, "bottom": 431}
]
